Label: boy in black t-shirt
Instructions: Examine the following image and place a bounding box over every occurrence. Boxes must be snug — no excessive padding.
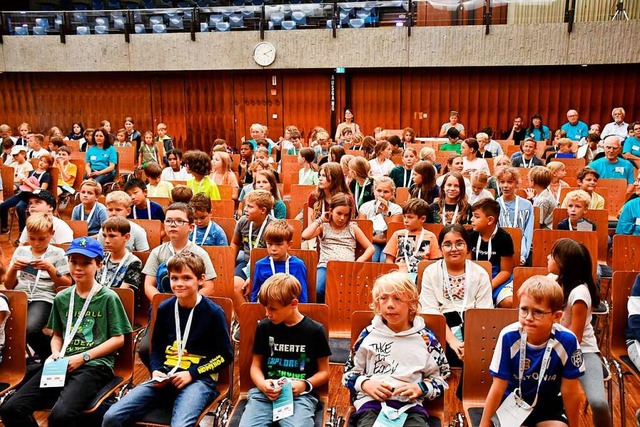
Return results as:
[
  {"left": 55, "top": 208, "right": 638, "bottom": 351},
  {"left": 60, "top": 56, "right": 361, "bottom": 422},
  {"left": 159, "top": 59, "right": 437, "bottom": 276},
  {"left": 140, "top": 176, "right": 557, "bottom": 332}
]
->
[
  {"left": 469, "top": 199, "right": 515, "bottom": 308},
  {"left": 239, "top": 274, "right": 331, "bottom": 426}
]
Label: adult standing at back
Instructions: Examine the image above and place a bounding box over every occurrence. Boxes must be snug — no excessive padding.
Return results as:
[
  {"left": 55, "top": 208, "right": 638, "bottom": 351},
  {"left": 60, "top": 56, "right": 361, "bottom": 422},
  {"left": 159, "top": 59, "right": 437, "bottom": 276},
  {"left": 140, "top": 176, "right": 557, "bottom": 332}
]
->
[
  {"left": 561, "top": 109, "right": 589, "bottom": 142},
  {"left": 439, "top": 110, "right": 466, "bottom": 139},
  {"left": 602, "top": 107, "right": 629, "bottom": 140},
  {"left": 589, "top": 135, "right": 635, "bottom": 193},
  {"left": 335, "top": 108, "right": 361, "bottom": 142}
]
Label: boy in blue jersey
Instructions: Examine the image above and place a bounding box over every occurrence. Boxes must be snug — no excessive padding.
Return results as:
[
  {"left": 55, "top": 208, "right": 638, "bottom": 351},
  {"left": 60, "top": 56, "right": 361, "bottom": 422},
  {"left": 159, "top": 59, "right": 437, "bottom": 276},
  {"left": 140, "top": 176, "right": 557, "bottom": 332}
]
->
[
  {"left": 480, "top": 275, "right": 585, "bottom": 427},
  {"left": 188, "top": 193, "right": 228, "bottom": 246},
  {"left": 251, "top": 220, "right": 308, "bottom": 303},
  {"left": 103, "top": 251, "right": 232, "bottom": 427}
]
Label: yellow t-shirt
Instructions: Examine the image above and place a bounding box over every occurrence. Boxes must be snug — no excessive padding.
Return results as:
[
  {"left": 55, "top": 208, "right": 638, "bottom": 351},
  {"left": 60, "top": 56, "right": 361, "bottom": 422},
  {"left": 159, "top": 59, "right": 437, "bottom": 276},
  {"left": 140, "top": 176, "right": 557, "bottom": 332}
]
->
[
  {"left": 187, "top": 176, "right": 221, "bottom": 201},
  {"left": 58, "top": 162, "right": 77, "bottom": 187}
]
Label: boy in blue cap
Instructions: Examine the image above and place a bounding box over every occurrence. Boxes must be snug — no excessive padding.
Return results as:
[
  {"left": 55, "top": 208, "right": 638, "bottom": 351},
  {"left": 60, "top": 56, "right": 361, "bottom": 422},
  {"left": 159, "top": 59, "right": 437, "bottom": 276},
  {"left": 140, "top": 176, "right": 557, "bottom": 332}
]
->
[{"left": 0, "top": 237, "right": 132, "bottom": 427}]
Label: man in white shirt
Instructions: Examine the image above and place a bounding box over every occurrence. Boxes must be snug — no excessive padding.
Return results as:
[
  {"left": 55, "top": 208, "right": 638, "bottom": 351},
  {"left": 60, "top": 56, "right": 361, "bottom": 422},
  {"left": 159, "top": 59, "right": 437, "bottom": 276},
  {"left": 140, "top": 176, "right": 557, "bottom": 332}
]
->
[{"left": 602, "top": 107, "right": 628, "bottom": 140}]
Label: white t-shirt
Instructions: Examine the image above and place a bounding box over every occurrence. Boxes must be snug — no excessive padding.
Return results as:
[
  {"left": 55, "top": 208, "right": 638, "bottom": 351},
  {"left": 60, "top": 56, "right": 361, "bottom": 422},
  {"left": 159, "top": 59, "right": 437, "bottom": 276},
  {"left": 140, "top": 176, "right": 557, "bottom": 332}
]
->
[
  {"left": 561, "top": 284, "right": 598, "bottom": 353},
  {"left": 358, "top": 200, "right": 402, "bottom": 233},
  {"left": 462, "top": 157, "right": 490, "bottom": 175},
  {"left": 368, "top": 158, "right": 395, "bottom": 179},
  {"left": 98, "top": 220, "right": 150, "bottom": 252},
  {"left": 160, "top": 166, "right": 192, "bottom": 182},
  {"left": 19, "top": 217, "right": 73, "bottom": 245},
  {"left": 467, "top": 189, "right": 494, "bottom": 206}
]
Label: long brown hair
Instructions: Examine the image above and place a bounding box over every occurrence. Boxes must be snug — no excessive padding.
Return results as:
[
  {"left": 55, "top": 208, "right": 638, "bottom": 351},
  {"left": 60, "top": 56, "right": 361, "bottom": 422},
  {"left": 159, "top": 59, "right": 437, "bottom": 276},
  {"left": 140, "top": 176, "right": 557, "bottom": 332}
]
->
[
  {"left": 438, "top": 171, "right": 469, "bottom": 224},
  {"left": 410, "top": 161, "right": 437, "bottom": 204},
  {"left": 312, "top": 162, "right": 350, "bottom": 219}
]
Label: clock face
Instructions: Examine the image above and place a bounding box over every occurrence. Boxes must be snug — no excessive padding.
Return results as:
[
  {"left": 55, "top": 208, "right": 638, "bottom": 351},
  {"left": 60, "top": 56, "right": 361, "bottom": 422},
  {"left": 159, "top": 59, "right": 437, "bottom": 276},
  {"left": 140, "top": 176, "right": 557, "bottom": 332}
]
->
[{"left": 253, "top": 42, "right": 276, "bottom": 67}]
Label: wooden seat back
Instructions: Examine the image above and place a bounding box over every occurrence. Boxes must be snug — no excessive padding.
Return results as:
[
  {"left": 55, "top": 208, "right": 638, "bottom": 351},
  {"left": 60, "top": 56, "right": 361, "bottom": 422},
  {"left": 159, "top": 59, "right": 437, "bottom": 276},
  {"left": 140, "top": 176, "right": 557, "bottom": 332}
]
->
[
  {"left": 557, "top": 186, "right": 580, "bottom": 207},
  {"left": 131, "top": 219, "right": 163, "bottom": 248},
  {"left": 532, "top": 229, "right": 597, "bottom": 280},
  {"left": 67, "top": 220, "right": 89, "bottom": 238},
  {"left": 416, "top": 260, "right": 493, "bottom": 294},
  {"left": 237, "top": 303, "right": 329, "bottom": 398},
  {"left": 350, "top": 311, "right": 446, "bottom": 422},
  {"left": 395, "top": 187, "right": 410, "bottom": 206},
  {"left": 551, "top": 208, "right": 608, "bottom": 263},
  {"left": 511, "top": 267, "right": 549, "bottom": 307},
  {"left": 211, "top": 199, "right": 235, "bottom": 218},
  {"left": 132, "top": 251, "right": 151, "bottom": 330},
  {"left": 610, "top": 271, "right": 639, "bottom": 363},
  {"left": 204, "top": 245, "right": 236, "bottom": 299},
  {"left": 555, "top": 157, "right": 585, "bottom": 179},
  {"left": 282, "top": 170, "right": 301, "bottom": 198},
  {"left": 116, "top": 146, "right": 137, "bottom": 176},
  {"left": 462, "top": 308, "right": 518, "bottom": 413},
  {"left": 217, "top": 184, "right": 234, "bottom": 200},
  {"left": 149, "top": 197, "right": 171, "bottom": 210},
  {"left": 612, "top": 235, "right": 640, "bottom": 272},
  {"left": 1, "top": 165, "right": 15, "bottom": 202},
  {"left": 325, "top": 261, "right": 398, "bottom": 338},
  {"left": 289, "top": 185, "right": 316, "bottom": 220},
  {"left": 210, "top": 217, "right": 236, "bottom": 246},
  {"left": 502, "top": 227, "right": 522, "bottom": 269},
  {"left": 0, "top": 290, "right": 27, "bottom": 397},
  {"left": 249, "top": 248, "right": 318, "bottom": 303},
  {"left": 353, "top": 219, "right": 373, "bottom": 260},
  {"left": 599, "top": 178, "right": 628, "bottom": 219}
]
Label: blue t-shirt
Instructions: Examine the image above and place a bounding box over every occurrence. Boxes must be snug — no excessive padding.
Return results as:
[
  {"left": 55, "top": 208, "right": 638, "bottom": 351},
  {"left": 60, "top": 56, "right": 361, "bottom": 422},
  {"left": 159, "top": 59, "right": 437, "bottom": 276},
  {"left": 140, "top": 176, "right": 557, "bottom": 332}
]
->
[
  {"left": 86, "top": 145, "right": 117, "bottom": 172},
  {"left": 623, "top": 136, "right": 640, "bottom": 158},
  {"left": 616, "top": 198, "right": 640, "bottom": 236},
  {"left": 251, "top": 256, "right": 308, "bottom": 303},
  {"left": 490, "top": 322, "right": 584, "bottom": 405},
  {"left": 127, "top": 200, "right": 166, "bottom": 222},
  {"left": 589, "top": 157, "right": 636, "bottom": 184},
  {"left": 527, "top": 126, "right": 550, "bottom": 141},
  {"left": 71, "top": 202, "right": 109, "bottom": 236},
  {"left": 188, "top": 220, "right": 228, "bottom": 246},
  {"left": 561, "top": 121, "right": 589, "bottom": 142}
]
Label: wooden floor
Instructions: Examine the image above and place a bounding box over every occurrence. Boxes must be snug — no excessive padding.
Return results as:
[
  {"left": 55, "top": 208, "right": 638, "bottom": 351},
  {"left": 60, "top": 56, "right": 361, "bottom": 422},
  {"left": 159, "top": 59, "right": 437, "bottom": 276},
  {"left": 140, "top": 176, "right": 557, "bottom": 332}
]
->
[{"left": 0, "top": 206, "right": 638, "bottom": 426}]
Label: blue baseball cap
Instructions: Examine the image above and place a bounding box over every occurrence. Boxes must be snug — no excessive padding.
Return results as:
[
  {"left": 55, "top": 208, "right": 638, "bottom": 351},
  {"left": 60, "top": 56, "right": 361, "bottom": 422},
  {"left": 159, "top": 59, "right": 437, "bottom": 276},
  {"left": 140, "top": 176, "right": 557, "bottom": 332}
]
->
[{"left": 65, "top": 237, "right": 104, "bottom": 260}]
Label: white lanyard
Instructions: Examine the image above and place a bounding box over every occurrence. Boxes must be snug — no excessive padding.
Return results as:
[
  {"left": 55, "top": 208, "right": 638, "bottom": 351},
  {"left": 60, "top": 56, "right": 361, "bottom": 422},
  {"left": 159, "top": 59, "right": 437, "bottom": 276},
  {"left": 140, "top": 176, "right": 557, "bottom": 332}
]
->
[
  {"left": 355, "top": 178, "right": 369, "bottom": 206},
  {"left": 301, "top": 168, "right": 313, "bottom": 184},
  {"left": 549, "top": 185, "right": 561, "bottom": 205},
  {"left": 144, "top": 144, "right": 157, "bottom": 162},
  {"left": 522, "top": 156, "right": 534, "bottom": 168},
  {"left": 475, "top": 226, "right": 498, "bottom": 261},
  {"left": 60, "top": 284, "right": 101, "bottom": 358},
  {"left": 248, "top": 218, "right": 269, "bottom": 252},
  {"left": 441, "top": 259, "right": 470, "bottom": 323},
  {"left": 133, "top": 200, "right": 151, "bottom": 220},
  {"left": 499, "top": 197, "right": 519, "bottom": 228},
  {"left": 192, "top": 222, "right": 213, "bottom": 245},
  {"left": 269, "top": 255, "right": 290, "bottom": 275},
  {"left": 81, "top": 203, "right": 97, "bottom": 224},
  {"left": 403, "top": 228, "right": 425, "bottom": 270},
  {"left": 442, "top": 204, "right": 459, "bottom": 225},
  {"left": 100, "top": 252, "right": 132, "bottom": 288},
  {"left": 418, "top": 189, "right": 422, "bottom": 199},
  {"left": 403, "top": 168, "right": 413, "bottom": 187},
  {"left": 517, "top": 330, "right": 555, "bottom": 407},
  {"left": 168, "top": 294, "right": 202, "bottom": 376},
  {"left": 34, "top": 171, "right": 45, "bottom": 183}
]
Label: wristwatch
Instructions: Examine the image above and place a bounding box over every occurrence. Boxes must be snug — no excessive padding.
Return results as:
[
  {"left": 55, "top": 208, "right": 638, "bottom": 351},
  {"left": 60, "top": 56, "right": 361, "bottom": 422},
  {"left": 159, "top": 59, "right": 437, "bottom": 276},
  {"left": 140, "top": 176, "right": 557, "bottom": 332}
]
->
[{"left": 82, "top": 352, "right": 91, "bottom": 362}]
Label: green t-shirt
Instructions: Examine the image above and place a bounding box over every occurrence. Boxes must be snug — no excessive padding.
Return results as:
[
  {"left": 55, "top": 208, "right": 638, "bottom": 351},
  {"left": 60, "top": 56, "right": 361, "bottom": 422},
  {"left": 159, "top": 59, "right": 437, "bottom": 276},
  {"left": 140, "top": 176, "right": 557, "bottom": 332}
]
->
[
  {"left": 47, "top": 284, "right": 133, "bottom": 372},
  {"left": 439, "top": 142, "right": 462, "bottom": 154}
]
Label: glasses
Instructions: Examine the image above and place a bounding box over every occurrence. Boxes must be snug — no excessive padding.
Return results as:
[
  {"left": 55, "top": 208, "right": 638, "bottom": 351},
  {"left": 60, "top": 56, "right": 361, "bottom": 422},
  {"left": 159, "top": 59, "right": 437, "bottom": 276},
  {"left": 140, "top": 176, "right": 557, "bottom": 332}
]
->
[
  {"left": 441, "top": 241, "right": 466, "bottom": 251},
  {"left": 164, "top": 219, "right": 189, "bottom": 227},
  {"left": 518, "top": 307, "right": 552, "bottom": 321}
]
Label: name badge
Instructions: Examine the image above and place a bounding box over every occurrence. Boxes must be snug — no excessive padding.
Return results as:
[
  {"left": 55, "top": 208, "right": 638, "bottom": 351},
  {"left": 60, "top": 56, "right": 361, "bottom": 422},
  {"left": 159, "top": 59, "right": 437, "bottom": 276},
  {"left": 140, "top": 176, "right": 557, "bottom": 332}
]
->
[
  {"left": 451, "top": 325, "right": 464, "bottom": 342},
  {"left": 576, "top": 221, "right": 594, "bottom": 231},
  {"left": 615, "top": 167, "right": 624, "bottom": 174},
  {"left": 633, "top": 146, "right": 640, "bottom": 151},
  {"left": 90, "top": 156, "right": 97, "bottom": 161},
  {"left": 373, "top": 406, "right": 409, "bottom": 427},
  {"left": 273, "top": 380, "right": 294, "bottom": 421},
  {"left": 635, "top": 218, "right": 640, "bottom": 226},
  {"left": 495, "top": 389, "right": 533, "bottom": 426},
  {"left": 372, "top": 214, "right": 388, "bottom": 233},
  {"left": 40, "top": 358, "right": 69, "bottom": 388}
]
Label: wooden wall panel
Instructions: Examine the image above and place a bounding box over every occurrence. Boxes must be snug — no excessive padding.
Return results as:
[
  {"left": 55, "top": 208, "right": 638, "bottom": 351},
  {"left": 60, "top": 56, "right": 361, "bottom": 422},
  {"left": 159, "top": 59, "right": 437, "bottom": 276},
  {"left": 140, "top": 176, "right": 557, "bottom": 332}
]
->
[
  {"left": 351, "top": 73, "right": 402, "bottom": 136},
  {"left": 0, "top": 65, "right": 638, "bottom": 152},
  {"left": 282, "top": 72, "right": 331, "bottom": 140},
  {"left": 183, "top": 72, "right": 236, "bottom": 151}
]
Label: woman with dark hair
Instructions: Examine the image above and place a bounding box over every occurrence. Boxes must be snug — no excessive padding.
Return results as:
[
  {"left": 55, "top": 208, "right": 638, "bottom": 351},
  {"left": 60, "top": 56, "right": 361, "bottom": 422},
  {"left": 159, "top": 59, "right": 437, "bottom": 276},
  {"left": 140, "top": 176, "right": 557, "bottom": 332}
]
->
[
  {"left": 526, "top": 113, "right": 550, "bottom": 144},
  {"left": 66, "top": 122, "right": 84, "bottom": 141},
  {"left": 335, "top": 108, "right": 361, "bottom": 142},
  {"left": 419, "top": 223, "right": 492, "bottom": 365},
  {"left": 85, "top": 127, "right": 117, "bottom": 185}
]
